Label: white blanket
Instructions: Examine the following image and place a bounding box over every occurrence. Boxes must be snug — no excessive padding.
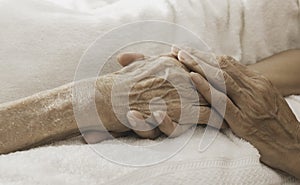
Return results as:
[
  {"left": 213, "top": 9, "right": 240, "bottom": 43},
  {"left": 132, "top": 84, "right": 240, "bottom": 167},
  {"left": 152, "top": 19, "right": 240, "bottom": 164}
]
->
[{"left": 0, "top": 0, "right": 299, "bottom": 184}]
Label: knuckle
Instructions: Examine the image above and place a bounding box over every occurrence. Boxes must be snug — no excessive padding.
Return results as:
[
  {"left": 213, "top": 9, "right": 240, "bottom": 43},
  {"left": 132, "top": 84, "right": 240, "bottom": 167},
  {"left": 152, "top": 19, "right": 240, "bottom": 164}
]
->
[
  {"left": 213, "top": 70, "right": 226, "bottom": 87},
  {"left": 217, "top": 56, "right": 228, "bottom": 68},
  {"left": 200, "top": 106, "right": 210, "bottom": 115},
  {"left": 199, "top": 107, "right": 210, "bottom": 122},
  {"left": 222, "top": 55, "right": 239, "bottom": 65},
  {"left": 233, "top": 87, "right": 243, "bottom": 96},
  {"left": 257, "top": 86, "right": 268, "bottom": 94},
  {"left": 254, "top": 77, "right": 272, "bottom": 94},
  {"left": 219, "top": 59, "right": 227, "bottom": 67},
  {"left": 225, "top": 55, "right": 237, "bottom": 62}
]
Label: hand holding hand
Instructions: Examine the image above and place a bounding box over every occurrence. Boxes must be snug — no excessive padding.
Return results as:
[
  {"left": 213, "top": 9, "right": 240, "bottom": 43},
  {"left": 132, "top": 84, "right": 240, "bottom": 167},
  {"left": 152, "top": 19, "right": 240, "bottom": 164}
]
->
[
  {"left": 176, "top": 46, "right": 300, "bottom": 179},
  {"left": 84, "top": 52, "right": 226, "bottom": 143}
]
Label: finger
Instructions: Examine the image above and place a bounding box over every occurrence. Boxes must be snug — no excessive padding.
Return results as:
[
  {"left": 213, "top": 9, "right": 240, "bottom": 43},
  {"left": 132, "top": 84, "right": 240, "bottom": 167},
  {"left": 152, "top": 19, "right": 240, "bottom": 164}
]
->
[
  {"left": 220, "top": 121, "right": 229, "bottom": 129},
  {"left": 172, "top": 45, "right": 218, "bottom": 66},
  {"left": 153, "top": 111, "right": 194, "bottom": 138},
  {"left": 218, "top": 55, "right": 250, "bottom": 74},
  {"left": 177, "top": 47, "right": 249, "bottom": 80},
  {"left": 127, "top": 110, "right": 161, "bottom": 139},
  {"left": 117, "top": 53, "right": 144, "bottom": 67},
  {"left": 216, "top": 56, "right": 252, "bottom": 89},
  {"left": 158, "top": 52, "right": 177, "bottom": 59},
  {"left": 178, "top": 50, "right": 210, "bottom": 76},
  {"left": 218, "top": 55, "right": 257, "bottom": 85},
  {"left": 217, "top": 56, "right": 243, "bottom": 76},
  {"left": 82, "top": 131, "right": 127, "bottom": 144},
  {"left": 209, "top": 108, "right": 229, "bottom": 129},
  {"left": 171, "top": 45, "right": 180, "bottom": 56},
  {"left": 193, "top": 106, "right": 228, "bottom": 129},
  {"left": 180, "top": 50, "right": 244, "bottom": 101},
  {"left": 177, "top": 48, "right": 247, "bottom": 105},
  {"left": 214, "top": 69, "right": 244, "bottom": 104},
  {"left": 174, "top": 46, "right": 248, "bottom": 78},
  {"left": 178, "top": 50, "right": 222, "bottom": 78},
  {"left": 179, "top": 50, "right": 248, "bottom": 101},
  {"left": 153, "top": 106, "right": 228, "bottom": 137},
  {"left": 190, "top": 72, "right": 242, "bottom": 125}
]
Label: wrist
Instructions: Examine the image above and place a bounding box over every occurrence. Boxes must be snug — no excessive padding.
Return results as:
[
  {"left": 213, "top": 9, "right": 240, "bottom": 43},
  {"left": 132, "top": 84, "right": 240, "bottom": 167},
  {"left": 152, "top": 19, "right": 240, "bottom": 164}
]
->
[
  {"left": 94, "top": 75, "right": 129, "bottom": 132},
  {"left": 247, "top": 64, "right": 287, "bottom": 95},
  {"left": 247, "top": 50, "right": 300, "bottom": 96}
]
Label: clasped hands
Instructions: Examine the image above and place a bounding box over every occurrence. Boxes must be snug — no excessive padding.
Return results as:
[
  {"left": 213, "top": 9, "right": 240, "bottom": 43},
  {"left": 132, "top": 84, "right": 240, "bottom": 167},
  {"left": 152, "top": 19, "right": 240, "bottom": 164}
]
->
[
  {"left": 83, "top": 45, "right": 300, "bottom": 178},
  {"left": 84, "top": 47, "right": 227, "bottom": 143},
  {"left": 85, "top": 45, "right": 299, "bottom": 146},
  {"left": 81, "top": 46, "right": 300, "bottom": 178}
]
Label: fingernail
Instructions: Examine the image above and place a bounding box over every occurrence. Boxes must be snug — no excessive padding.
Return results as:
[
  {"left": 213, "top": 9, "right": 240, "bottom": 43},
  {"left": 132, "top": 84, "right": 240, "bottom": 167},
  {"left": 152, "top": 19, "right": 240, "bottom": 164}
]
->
[
  {"left": 153, "top": 111, "right": 165, "bottom": 124},
  {"left": 127, "top": 112, "right": 137, "bottom": 127},
  {"left": 171, "top": 45, "right": 180, "bottom": 53},
  {"left": 190, "top": 72, "right": 198, "bottom": 78},
  {"left": 133, "top": 53, "right": 145, "bottom": 60},
  {"left": 190, "top": 72, "right": 201, "bottom": 84}
]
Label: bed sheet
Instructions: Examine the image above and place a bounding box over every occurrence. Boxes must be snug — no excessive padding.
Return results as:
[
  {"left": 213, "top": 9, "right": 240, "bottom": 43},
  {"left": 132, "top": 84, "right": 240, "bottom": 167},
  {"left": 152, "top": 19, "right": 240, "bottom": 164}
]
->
[{"left": 0, "top": 0, "right": 299, "bottom": 184}]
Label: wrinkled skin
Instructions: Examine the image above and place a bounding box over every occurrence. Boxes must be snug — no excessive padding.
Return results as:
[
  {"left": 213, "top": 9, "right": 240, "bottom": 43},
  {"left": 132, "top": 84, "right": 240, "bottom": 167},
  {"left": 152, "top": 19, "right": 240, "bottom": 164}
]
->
[
  {"left": 93, "top": 55, "right": 210, "bottom": 137},
  {"left": 176, "top": 47, "right": 300, "bottom": 179},
  {"left": 0, "top": 54, "right": 213, "bottom": 154}
]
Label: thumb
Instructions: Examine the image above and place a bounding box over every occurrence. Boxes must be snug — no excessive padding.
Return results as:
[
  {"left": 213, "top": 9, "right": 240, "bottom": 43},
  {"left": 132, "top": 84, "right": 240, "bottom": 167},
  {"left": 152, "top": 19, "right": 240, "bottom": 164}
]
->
[{"left": 117, "top": 53, "right": 144, "bottom": 67}]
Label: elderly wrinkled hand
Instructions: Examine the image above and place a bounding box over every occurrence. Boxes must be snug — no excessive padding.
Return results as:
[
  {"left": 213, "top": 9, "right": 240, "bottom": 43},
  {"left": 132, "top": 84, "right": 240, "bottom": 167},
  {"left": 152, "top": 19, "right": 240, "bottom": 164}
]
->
[
  {"left": 84, "top": 52, "right": 227, "bottom": 143},
  {"left": 175, "top": 46, "right": 300, "bottom": 179}
]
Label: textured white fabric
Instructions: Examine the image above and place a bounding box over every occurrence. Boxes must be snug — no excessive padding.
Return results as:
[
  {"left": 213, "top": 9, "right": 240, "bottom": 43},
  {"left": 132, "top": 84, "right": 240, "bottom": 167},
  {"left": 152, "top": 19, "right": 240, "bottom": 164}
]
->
[
  {"left": 0, "top": 0, "right": 299, "bottom": 184},
  {"left": 0, "top": 0, "right": 299, "bottom": 103},
  {"left": 0, "top": 97, "right": 300, "bottom": 185}
]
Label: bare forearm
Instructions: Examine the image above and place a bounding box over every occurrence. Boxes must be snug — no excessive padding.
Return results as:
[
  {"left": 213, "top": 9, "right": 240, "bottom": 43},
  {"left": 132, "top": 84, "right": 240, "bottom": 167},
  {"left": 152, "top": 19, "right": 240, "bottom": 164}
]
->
[
  {"left": 0, "top": 83, "right": 78, "bottom": 154},
  {"left": 248, "top": 49, "right": 300, "bottom": 96},
  {"left": 0, "top": 76, "right": 121, "bottom": 154}
]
